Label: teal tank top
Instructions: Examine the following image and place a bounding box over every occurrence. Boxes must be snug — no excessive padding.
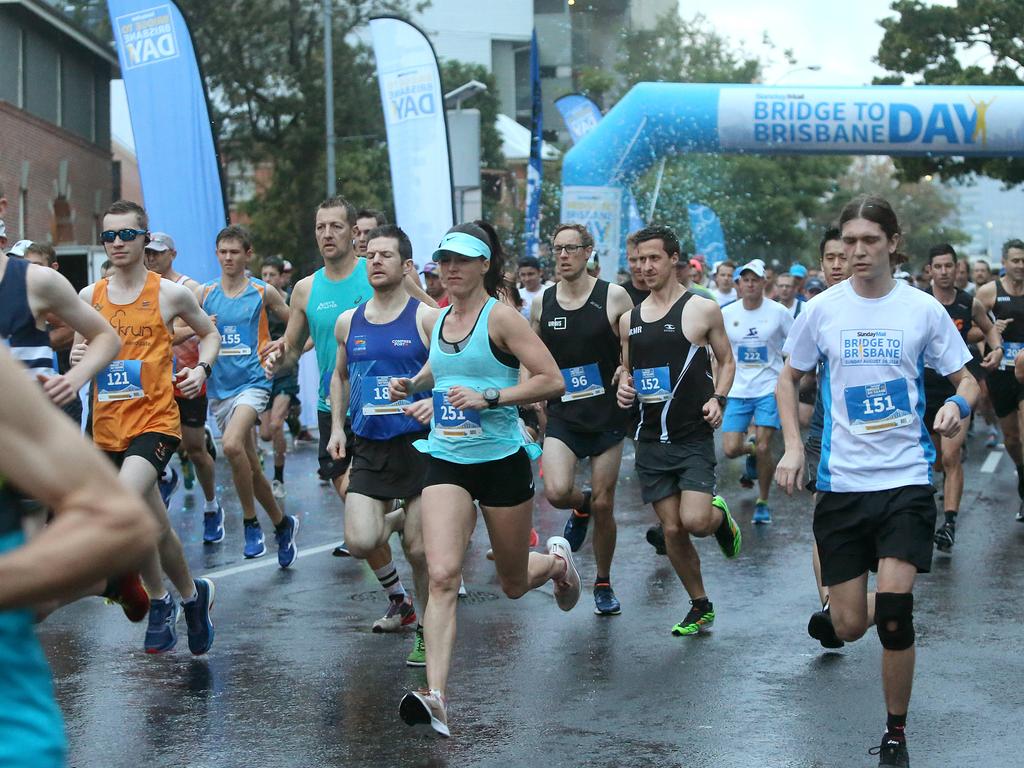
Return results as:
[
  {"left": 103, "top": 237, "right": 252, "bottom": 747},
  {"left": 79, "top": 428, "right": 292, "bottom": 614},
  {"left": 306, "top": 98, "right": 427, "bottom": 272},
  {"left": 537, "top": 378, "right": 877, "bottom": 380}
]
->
[
  {"left": 417, "top": 298, "right": 540, "bottom": 464},
  {"left": 306, "top": 261, "right": 372, "bottom": 412}
]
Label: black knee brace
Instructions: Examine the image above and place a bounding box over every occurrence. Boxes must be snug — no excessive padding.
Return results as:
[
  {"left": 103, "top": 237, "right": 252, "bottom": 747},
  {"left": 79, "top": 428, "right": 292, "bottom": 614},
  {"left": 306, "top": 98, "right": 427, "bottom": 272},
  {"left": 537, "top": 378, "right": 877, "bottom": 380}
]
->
[{"left": 875, "top": 592, "right": 914, "bottom": 650}]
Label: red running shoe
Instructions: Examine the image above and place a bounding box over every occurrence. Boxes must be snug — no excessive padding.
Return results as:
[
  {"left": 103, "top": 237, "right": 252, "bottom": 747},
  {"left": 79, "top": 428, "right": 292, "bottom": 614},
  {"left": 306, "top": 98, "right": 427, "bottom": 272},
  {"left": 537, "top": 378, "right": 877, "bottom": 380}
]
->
[{"left": 104, "top": 573, "right": 149, "bottom": 623}]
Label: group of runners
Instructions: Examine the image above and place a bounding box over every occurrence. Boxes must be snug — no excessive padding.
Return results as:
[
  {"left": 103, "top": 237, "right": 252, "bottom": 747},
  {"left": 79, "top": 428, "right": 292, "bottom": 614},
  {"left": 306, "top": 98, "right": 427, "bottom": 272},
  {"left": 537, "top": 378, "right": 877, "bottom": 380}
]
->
[{"left": 2, "top": 190, "right": 1023, "bottom": 767}]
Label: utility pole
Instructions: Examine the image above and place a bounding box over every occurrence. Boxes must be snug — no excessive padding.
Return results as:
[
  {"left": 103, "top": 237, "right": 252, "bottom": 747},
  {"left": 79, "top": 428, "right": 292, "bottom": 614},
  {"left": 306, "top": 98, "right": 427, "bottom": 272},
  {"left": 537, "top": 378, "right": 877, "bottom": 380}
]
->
[{"left": 324, "top": 0, "right": 336, "bottom": 196}]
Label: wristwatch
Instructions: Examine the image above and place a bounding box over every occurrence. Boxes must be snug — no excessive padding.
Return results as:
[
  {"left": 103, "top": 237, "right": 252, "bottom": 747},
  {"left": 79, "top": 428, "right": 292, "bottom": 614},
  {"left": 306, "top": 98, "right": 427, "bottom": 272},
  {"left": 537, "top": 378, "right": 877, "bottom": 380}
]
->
[
  {"left": 197, "top": 361, "right": 212, "bottom": 378},
  {"left": 483, "top": 387, "right": 501, "bottom": 408},
  {"left": 712, "top": 394, "right": 727, "bottom": 408}
]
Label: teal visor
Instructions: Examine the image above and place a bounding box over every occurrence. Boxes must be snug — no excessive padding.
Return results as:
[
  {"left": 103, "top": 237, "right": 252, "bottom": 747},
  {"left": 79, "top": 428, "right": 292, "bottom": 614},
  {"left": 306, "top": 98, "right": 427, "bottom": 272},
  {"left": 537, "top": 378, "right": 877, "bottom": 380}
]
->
[{"left": 431, "top": 232, "right": 492, "bottom": 262}]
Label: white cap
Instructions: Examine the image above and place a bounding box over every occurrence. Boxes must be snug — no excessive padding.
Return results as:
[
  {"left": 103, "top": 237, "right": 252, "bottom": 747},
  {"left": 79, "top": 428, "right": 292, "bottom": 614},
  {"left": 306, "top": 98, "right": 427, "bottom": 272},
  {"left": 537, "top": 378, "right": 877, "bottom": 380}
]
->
[
  {"left": 735, "top": 258, "right": 766, "bottom": 280},
  {"left": 0, "top": 220, "right": 6, "bottom": 240},
  {"left": 8, "top": 239, "right": 32, "bottom": 256}
]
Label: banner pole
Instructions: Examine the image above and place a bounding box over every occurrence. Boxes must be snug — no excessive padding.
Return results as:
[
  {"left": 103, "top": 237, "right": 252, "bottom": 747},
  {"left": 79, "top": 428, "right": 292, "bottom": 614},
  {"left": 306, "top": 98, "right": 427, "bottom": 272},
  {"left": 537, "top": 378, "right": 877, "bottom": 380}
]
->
[{"left": 324, "top": 0, "right": 336, "bottom": 196}]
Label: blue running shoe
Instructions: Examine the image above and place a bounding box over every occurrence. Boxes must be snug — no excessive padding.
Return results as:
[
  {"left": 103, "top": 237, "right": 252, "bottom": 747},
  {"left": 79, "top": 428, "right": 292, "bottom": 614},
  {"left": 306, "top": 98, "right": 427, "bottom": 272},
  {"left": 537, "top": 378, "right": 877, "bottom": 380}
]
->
[
  {"left": 753, "top": 499, "right": 772, "bottom": 524},
  {"left": 144, "top": 594, "right": 179, "bottom": 654},
  {"left": 593, "top": 584, "right": 621, "bottom": 616},
  {"left": 562, "top": 489, "right": 592, "bottom": 552},
  {"left": 275, "top": 514, "right": 299, "bottom": 568},
  {"left": 243, "top": 521, "right": 266, "bottom": 558},
  {"left": 741, "top": 451, "right": 757, "bottom": 489},
  {"left": 203, "top": 505, "right": 225, "bottom": 544},
  {"left": 158, "top": 467, "right": 179, "bottom": 509},
  {"left": 182, "top": 578, "right": 215, "bottom": 656}
]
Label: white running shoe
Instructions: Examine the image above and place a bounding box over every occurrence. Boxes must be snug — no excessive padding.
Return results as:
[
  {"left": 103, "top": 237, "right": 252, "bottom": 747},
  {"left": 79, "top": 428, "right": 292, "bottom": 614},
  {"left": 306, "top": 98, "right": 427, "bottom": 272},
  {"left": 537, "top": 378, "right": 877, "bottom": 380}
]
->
[
  {"left": 272, "top": 479, "right": 287, "bottom": 499},
  {"left": 458, "top": 577, "right": 467, "bottom": 598},
  {"left": 546, "top": 536, "right": 581, "bottom": 611},
  {"left": 400, "top": 688, "right": 450, "bottom": 738}
]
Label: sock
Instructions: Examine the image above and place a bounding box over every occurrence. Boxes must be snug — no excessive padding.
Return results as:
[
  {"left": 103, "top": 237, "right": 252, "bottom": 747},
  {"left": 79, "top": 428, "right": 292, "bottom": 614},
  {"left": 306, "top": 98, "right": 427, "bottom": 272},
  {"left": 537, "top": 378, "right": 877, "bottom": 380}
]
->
[
  {"left": 274, "top": 517, "right": 290, "bottom": 534},
  {"left": 204, "top": 497, "right": 220, "bottom": 513},
  {"left": 152, "top": 591, "right": 170, "bottom": 603},
  {"left": 244, "top": 517, "right": 260, "bottom": 529},
  {"left": 691, "top": 596, "right": 711, "bottom": 611},
  {"left": 756, "top": 498, "right": 768, "bottom": 505},
  {"left": 373, "top": 563, "right": 406, "bottom": 599},
  {"left": 181, "top": 586, "right": 198, "bottom": 604},
  {"left": 274, "top": 463, "right": 284, "bottom": 483},
  {"left": 594, "top": 575, "right": 610, "bottom": 588},
  {"left": 886, "top": 712, "right": 907, "bottom": 741},
  {"left": 944, "top": 510, "right": 957, "bottom": 526}
]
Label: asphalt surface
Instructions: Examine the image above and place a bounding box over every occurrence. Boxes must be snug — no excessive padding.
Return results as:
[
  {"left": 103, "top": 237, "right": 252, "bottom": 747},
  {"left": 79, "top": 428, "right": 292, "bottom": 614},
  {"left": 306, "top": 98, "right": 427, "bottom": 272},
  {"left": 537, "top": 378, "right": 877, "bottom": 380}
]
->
[{"left": 40, "top": 427, "right": 1024, "bottom": 768}]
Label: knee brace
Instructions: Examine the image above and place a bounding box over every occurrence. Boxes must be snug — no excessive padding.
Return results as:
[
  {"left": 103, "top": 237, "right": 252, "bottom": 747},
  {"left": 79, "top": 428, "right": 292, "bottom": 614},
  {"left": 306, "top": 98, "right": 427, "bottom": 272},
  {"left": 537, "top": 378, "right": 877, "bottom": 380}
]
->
[{"left": 875, "top": 592, "right": 914, "bottom": 650}]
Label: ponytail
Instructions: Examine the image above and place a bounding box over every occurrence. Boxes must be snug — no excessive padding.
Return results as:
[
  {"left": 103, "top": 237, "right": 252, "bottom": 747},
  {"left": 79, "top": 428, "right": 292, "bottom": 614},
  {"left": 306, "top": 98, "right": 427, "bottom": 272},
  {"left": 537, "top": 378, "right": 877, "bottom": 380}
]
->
[{"left": 473, "top": 220, "right": 507, "bottom": 299}]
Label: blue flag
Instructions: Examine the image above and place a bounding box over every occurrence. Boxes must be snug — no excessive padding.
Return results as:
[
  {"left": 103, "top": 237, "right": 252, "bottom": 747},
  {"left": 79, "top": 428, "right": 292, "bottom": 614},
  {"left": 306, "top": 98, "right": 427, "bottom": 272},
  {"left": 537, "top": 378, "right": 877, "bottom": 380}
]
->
[
  {"left": 687, "top": 203, "right": 728, "bottom": 266},
  {"left": 525, "top": 30, "right": 542, "bottom": 260},
  {"left": 108, "top": 1, "right": 225, "bottom": 282}
]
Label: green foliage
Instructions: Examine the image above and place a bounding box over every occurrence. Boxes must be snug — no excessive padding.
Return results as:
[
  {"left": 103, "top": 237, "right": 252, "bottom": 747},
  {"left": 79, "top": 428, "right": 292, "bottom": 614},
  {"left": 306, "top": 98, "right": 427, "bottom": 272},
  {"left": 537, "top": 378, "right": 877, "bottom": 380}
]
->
[{"left": 875, "top": 0, "right": 1024, "bottom": 185}]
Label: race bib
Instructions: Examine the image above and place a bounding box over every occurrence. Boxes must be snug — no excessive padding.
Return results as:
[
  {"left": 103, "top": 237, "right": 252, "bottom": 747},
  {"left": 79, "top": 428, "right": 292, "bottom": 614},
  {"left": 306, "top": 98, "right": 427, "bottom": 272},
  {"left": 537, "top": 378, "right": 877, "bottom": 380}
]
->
[
  {"left": 736, "top": 343, "right": 769, "bottom": 368},
  {"left": 844, "top": 378, "right": 913, "bottom": 435},
  {"left": 361, "top": 375, "right": 410, "bottom": 415},
  {"left": 560, "top": 363, "right": 604, "bottom": 402},
  {"left": 218, "top": 326, "right": 251, "bottom": 357},
  {"left": 96, "top": 360, "right": 145, "bottom": 402},
  {"left": 432, "top": 390, "right": 482, "bottom": 437},
  {"left": 634, "top": 366, "right": 672, "bottom": 404},
  {"left": 1002, "top": 341, "right": 1024, "bottom": 370}
]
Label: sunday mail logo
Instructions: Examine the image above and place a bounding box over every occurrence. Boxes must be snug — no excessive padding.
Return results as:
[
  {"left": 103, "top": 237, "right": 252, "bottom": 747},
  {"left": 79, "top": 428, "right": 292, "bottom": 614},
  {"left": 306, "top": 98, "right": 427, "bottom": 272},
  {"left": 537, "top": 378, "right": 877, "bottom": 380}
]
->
[{"left": 116, "top": 5, "right": 181, "bottom": 71}]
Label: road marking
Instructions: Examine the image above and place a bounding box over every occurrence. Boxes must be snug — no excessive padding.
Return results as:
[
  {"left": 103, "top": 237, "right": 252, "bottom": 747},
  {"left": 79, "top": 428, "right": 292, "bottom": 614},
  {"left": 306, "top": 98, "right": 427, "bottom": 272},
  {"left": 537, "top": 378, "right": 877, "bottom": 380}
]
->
[
  {"left": 202, "top": 541, "right": 339, "bottom": 579},
  {"left": 981, "top": 451, "right": 1002, "bottom": 474}
]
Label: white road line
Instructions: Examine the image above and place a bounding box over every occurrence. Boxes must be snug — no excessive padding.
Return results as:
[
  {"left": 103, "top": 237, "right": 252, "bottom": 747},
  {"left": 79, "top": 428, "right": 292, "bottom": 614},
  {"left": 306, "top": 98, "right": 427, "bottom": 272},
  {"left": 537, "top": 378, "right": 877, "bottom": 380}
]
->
[
  {"left": 202, "top": 541, "right": 339, "bottom": 579},
  {"left": 981, "top": 451, "right": 1002, "bottom": 474}
]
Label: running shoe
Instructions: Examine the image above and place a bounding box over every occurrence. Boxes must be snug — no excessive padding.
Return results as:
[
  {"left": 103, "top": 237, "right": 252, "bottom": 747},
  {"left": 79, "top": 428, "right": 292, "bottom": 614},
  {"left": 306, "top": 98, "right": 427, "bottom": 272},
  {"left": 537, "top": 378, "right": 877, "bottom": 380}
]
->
[
  {"left": 158, "top": 467, "right": 179, "bottom": 509},
  {"left": 205, "top": 426, "right": 217, "bottom": 459},
  {"left": 103, "top": 572, "right": 149, "bottom": 623},
  {"left": 399, "top": 688, "right": 449, "bottom": 738},
  {"left": 1017, "top": 500, "right": 1024, "bottom": 523},
  {"left": 181, "top": 457, "right": 195, "bottom": 490},
  {"left": 144, "top": 594, "right": 179, "bottom": 654},
  {"left": 294, "top": 429, "right": 316, "bottom": 445},
  {"left": 712, "top": 495, "right": 741, "bottom": 558},
  {"left": 529, "top": 527, "right": 539, "bottom": 547},
  {"left": 869, "top": 734, "right": 910, "bottom": 767},
  {"left": 406, "top": 627, "right": 426, "bottom": 667},
  {"left": 272, "top": 479, "right": 287, "bottom": 499},
  {"left": 546, "top": 536, "right": 581, "bottom": 612},
  {"left": 740, "top": 437, "right": 757, "bottom": 488},
  {"left": 562, "top": 489, "right": 592, "bottom": 552},
  {"left": 332, "top": 541, "right": 351, "bottom": 557},
  {"left": 458, "top": 578, "right": 467, "bottom": 598},
  {"left": 373, "top": 595, "right": 417, "bottom": 633},
  {"left": 671, "top": 600, "right": 715, "bottom": 636},
  {"left": 243, "top": 521, "right": 266, "bottom": 558},
  {"left": 807, "top": 604, "right": 844, "bottom": 649},
  {"left": 933, "top": 522, "right": 955, "bottom": 552},
  {"left": 752, "top": 499, "right": 772, "bottom": 524},
  {"left": 646, "top": 524, "right": 667, "bottom": 555},
  {"left": 182, "top": 578, "right": 215, "bottom": 656},
  {"left": 986, "top": 427, "right": 998, "bottom": 448},
  {"left": 275, "top": 515, "right": 299, "bottom": 568},
  {"left": 203, "top": 504, "right": 225, "bottom": 544},
  {"left": 593, "top": 584, "right": 621, "bottom": 616}
]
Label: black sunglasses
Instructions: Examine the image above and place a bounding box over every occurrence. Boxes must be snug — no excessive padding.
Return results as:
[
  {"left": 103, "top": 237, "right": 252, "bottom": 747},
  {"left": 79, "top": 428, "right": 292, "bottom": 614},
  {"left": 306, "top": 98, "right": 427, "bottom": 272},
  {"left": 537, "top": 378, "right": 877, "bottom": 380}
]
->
[{"left": 100, "top": 229, "right": 148, "bottom": 244}]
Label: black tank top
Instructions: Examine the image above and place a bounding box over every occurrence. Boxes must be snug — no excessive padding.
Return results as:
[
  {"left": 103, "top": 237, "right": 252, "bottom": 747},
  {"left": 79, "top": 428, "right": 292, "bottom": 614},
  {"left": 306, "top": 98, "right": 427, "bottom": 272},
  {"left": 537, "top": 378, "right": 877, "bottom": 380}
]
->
[
  {"left": 628, "top": 292, "right": 713, "bottom": 444},
  {"left": 539, "top": 279, "right": 626, "bottom": 432},
  {"left": 0, "top": 475, "right": 21, "bottom": 537},
  {"left": 994, "top": 280, "right": 1024, "bottom": 343},
  {"left": 924, "top": 287, "right": 974, "bottom": 390}
]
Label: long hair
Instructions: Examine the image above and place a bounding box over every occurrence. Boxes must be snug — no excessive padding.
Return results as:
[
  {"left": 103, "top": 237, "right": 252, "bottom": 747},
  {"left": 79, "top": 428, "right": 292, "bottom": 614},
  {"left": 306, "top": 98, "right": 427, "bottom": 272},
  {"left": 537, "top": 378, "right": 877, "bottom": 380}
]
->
[
  {"left": 471, "top": 220, "right": 507, "bottom": 299},
  {"left": 838, "top": 194, "right": 906, "bottom": 266}
]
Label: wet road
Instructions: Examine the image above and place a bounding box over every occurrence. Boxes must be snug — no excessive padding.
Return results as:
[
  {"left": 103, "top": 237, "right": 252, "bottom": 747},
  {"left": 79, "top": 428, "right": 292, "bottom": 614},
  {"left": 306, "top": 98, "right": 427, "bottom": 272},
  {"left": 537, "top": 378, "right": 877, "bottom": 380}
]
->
[{"left": 41, "top": 429, "right": 1024, "bottom": 767}]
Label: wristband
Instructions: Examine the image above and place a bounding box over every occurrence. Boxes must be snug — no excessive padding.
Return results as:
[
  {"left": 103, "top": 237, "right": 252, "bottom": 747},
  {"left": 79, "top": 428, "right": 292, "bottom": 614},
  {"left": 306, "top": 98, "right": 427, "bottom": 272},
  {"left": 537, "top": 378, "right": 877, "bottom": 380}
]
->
[{"left": 945, "top": 395, "right": 970, "bottom": 420}]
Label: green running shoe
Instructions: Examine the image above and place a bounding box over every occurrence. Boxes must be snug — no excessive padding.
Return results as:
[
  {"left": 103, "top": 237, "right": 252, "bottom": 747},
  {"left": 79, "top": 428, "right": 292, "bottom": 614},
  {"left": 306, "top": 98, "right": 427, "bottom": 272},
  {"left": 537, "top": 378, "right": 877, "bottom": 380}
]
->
[
  {"left": 671, "top": 600, "right": 715, "bottom": 636},
  {"left": 181, "top": 457, "right": 195, "bottom": 490},
  {"left": 712, "top": 495, "right": 741, "bottom": 559},
  {"left": 406, "top": 627, "right": 426, "bottom": 667}
]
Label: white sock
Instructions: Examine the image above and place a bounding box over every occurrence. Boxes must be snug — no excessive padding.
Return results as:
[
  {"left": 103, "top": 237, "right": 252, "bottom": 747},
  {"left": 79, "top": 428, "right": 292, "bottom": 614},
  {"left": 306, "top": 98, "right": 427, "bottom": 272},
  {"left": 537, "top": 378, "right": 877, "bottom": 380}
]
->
[
  {"left": 204, "top": 497, "right": 219, "bottom": 512},
  {"left": 373, "top": 563, "right": 406, "bottom": 599}
]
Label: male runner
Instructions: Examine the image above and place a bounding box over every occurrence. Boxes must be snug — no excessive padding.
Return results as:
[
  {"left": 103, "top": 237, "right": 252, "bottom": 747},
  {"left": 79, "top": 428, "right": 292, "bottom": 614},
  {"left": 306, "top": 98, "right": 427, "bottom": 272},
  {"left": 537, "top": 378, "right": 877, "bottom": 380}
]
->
[
  {"left": 261, "top": 195, "right": 411, "bottom": 629},
  {"left": 75, "top": 199, "right": 219, "bottom": 655},
  {"left": 673, "top": 256, "right": 715, "bottom": 300},
  {"left": 532, "top": 223, "right": 633, "bottom": 615},
  {"left": 200, "top": 226, "right": 298, "bottom": 563},
  {"left": 721, "top": 259, "right": 793, "bottom": 523},
  {"left": 774, "top": 273, "right": 804, "bottom": 318},
  {"left": 622, "top": 232, "right": 650, "bottom": 306},
  {"left": 975, "top": 239, "right": 1024, "bottom": 520},
  {"left": 327, "top": 224, "right": 433, "bottom": 662},
  {"left": 711, "top": 261, "right": 737, "bottom": 306},
  {"left": 924, "top": 244, "right": 1002, "bottom": 552},
  {"left": 517, "top": 256, "right": 552, "bottom": 319},
  {"left": 421, "top": 262, "right": 449, "bottom": 306},
  {"left": 776, "top": 195, "right": 977, "bottom": 767},
  {"left": 354, "top": 208, "right": 387, "bottom": 256},
  {"left": 616, "top": 224, "right": 741, "bottom": 637}
]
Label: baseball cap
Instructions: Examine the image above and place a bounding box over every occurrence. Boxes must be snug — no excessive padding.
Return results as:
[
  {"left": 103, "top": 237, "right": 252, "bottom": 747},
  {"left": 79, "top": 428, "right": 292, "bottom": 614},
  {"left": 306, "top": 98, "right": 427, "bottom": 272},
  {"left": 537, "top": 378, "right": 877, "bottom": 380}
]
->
[
  {"left": 421, "top": 262, "right": 440, "bottom": 276},
  {"left": 8, "top": 239, "right": 32, "bottom": 256},
  {"left": 789, "top": 263, "right": 808, "bottom": 278},
  {"left": 0, "top": 220, "right": 6, "bottom": 240},
  {"left": 805, "top": 277, "right": 827, "bottom": 294},
  {"left": 282, "top": 260, "right": 293, "bottom": 272},
  {"left": 146, "top": 232, "right": 175, "bottom": 252},
  {"left": 432, "top": 223, "right": 492, "bottom": 262},
  {"left": 689, "top": 258, "right": 703, "bottom": 271},
  {"left": 736, "top": 258, "right": 766, "bottom": 280}
]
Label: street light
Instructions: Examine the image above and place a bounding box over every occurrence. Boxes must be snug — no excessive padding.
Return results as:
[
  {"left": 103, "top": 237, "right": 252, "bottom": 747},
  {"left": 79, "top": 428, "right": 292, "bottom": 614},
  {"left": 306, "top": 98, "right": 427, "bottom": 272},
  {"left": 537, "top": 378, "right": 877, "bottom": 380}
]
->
[{"left": 772, "top": 65, "right": 822, "bottom": 85}]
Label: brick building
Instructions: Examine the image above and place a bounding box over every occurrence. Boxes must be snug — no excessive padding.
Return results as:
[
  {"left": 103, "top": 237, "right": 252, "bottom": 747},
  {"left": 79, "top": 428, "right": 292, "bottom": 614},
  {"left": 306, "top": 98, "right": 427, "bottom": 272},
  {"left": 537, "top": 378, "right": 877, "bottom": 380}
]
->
[{"left": 0, "top": 0, "right": 118, "bottom": 245}]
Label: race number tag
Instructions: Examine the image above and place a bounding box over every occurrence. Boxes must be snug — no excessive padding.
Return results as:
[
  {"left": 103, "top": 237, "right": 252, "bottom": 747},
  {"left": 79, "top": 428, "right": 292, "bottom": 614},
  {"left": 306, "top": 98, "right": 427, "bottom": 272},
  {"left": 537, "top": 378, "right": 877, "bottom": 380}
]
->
[
  {"left": 361, "top": 375, "right": 409, "bottom": 415},
  {"left": 843, "top": 378, "right": 913, "bottom": 434},
  {"left": 634, "top": 366, "right": 672, "bottom": 404},
  {"left": 736, "top": 343, "right": 769, "bottom": 368},
  {"left": 218, "top": 325, "right": 251, "bottom": 356},
  {"left": 1002, "top": 341, "right": 1024, "bottom": 370},
  {"left": 560, "top": 363, "right": 604, "bottom": 402},
  {"left": 96, "top": 360, "right": 145, "bottom": 402},
  {"left": 432, "top": 390, "right": 482, "bottom": 437}
]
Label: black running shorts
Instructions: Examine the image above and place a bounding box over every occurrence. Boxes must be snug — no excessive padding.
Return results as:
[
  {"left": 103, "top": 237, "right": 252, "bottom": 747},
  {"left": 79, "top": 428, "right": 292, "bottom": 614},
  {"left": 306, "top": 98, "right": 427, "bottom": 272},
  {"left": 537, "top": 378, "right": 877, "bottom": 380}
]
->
[
  {"left": 318, "top": 410, "right": 354, "bottom": 480},
  {"left": 348, "top": 431, "right": 429, "bottom": 501},
  {"left": 634, "top": 437, "right": 717, "bottom": 503},
  {"left": 545, "top": 416, "right": 624, "bottom": 460},
  {"left": 105, "top": 432, "right": 181, "bottom": 474},
  {"left": 423, "top": 448, "right": 534, "bottom": 507},
  {"left": 987, "top": 369, "right": 1024, "bottom": 419},
  {"left": 175, "top": 395, "right": 208, "bottom": 429}
]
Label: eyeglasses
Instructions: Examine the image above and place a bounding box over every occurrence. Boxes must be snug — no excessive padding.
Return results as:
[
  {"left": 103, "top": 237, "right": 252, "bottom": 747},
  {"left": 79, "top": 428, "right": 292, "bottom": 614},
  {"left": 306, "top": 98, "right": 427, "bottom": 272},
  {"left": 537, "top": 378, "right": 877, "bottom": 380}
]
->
[
  {"left": 552, "top": 244, "right": 585, "bottom": 255},
  {"left": 100, "top": 229, "right": 148, "bottom": 244}
]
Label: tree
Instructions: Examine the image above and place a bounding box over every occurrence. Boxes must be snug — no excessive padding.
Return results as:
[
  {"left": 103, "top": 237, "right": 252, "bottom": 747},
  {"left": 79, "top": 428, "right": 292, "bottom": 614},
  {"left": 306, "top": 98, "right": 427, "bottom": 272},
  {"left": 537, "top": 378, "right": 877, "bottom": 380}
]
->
[{"left": 875, "top": 0, "right": 1024, "bottom": 185}]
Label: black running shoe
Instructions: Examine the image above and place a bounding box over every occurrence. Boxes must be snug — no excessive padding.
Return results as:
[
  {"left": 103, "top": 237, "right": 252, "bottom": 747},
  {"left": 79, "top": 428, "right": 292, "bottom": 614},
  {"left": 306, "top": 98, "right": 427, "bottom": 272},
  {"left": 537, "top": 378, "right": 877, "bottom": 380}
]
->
[
  {"left": 869, "top": 734, "right": 910, "bottom": 767},
  {"left": 563, "top": 489, "right": 592, "bottom": 552},
  {"left": 933, "top": 522, "right": 955, "bottom": 552},
  {"left": 807, "top": 605, "right": 844, "bottom": 649},
  {"left": 645, "top": 524, "right": 666, "bottom": 555}
]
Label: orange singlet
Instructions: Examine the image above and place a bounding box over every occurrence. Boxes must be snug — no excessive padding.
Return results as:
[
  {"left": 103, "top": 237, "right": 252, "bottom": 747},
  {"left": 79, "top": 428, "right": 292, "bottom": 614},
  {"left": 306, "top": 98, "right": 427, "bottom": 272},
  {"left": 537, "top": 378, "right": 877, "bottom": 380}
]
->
[{"left": 91, "top": 271, "right": 181, "bottom": 451}]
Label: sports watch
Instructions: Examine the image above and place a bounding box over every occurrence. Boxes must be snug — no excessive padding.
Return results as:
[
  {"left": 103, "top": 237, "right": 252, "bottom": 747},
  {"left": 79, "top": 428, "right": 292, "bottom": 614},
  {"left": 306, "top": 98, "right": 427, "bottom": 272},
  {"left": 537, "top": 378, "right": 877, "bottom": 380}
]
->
[
  {"left": 197, "top": 361, "right": 213, "bottom": 378},
  {"left": 711, "top": 394, "right": 727, "bottom": 409},
  {"left": 483, "top": 387, "right": 501, "bottom": 408}
]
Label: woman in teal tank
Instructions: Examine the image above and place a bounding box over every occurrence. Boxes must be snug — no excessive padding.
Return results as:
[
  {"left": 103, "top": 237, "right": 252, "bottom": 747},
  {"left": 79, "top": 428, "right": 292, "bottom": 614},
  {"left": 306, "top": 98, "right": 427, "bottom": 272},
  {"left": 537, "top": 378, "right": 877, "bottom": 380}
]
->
[{"left": 391, "top": 222, "right": 583, "bottom": 738}]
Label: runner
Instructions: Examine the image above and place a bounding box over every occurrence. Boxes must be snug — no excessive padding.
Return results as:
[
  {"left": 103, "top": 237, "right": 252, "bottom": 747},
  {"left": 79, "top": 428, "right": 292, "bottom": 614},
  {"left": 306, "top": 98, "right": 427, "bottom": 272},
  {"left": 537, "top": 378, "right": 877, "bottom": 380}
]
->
[
  {"left": 327, "top": 224, "right": 433, "bottom": 663},
  {"left": 711, "top": 260, "right": 737, "bottom": 306},
  {"left": 394, "top": 222, "right": 578, "bottom": 738},
  {"left": 925, "top": 244, "right": 1002, "bottom": 553},
  {"left": 776, "top": 194, "right": 978, "bottom": 768},
  {"left": 532, "top": 222, "right": 633, "bottom": 615},
  {"left": 616, "top": 224, "right": 742, "bottom": 638},
  {"left": 200, "top": 226, "right": 298, "bottom": 563},
  {"left": 673, "top": 256, "right": 715, "bottom": 300},
  {"left": 420, "top": 262, "right": 449, "bottom": 307},
  {"left": 721, "top": 258, "right": 794, "bottom": 523},
  {"left": 354, "top": 208, "right": 387, "bottom": 257},
  {"left": 75, "top": 199, "right": 219, "bottom": 655},
  {"left": 975, "top": 239, "right": 1024, "bottom": 520},
  {"left": 775, "top": 272, "right": 804, "bottom": 318},
  {"left": 622, "top": 231, "right": 650, "bottom": 306},
  {"left": 0, "top": 343, "right": 156, "bottom": 768},
  {"left": 516, "top": 256, "right": 553, "bottom": 320}
]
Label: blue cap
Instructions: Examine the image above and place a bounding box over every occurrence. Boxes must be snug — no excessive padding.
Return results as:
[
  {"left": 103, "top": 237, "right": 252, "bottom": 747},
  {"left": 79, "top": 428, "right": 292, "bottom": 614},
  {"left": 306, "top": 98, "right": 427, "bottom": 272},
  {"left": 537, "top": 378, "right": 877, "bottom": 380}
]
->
[
  {"left": 432, "top": 230, "right": 492, "bottom": 262},
  {"left": 789, "top": 264, "right": 808, "bottom": 278}
]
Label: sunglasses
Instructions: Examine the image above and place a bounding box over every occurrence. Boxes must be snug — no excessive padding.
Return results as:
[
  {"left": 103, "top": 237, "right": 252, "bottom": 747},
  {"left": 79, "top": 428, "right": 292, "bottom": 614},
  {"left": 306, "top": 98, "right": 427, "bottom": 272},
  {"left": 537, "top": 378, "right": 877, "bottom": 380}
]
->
[{"left": 100, "top": 229, "right": 148, "bottom": 244}]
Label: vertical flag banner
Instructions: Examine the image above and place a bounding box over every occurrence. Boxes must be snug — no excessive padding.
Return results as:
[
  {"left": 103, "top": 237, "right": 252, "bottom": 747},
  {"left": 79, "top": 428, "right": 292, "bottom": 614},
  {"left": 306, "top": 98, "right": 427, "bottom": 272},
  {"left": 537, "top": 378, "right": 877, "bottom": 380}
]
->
[
  {"left": 108, "top": 1, "right": 225, "bottom": 282},
  {"left": 561, "top": 186, "right": 622, "bottom": 266},
  {"left": 369, "top": 17, "right": 454, "bottom": 267},
  {"left": 687, "top": 203, "right": 728, "bottom": 265},
  {"left": 524, "top": 29, "right": 543, "bottom": 260},
  {"left": 554, "top": 93, "right": 603, "bottom": 145}
]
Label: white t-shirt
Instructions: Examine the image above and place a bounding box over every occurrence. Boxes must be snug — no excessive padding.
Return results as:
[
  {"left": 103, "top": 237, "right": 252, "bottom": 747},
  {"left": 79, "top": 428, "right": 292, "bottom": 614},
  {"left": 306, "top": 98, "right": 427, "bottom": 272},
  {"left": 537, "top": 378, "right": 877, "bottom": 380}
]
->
[
  {"left": 520, "top": 282, "right": 553, "bottom": 319},
  {"left": 784, "top": 280, "right": 972, "bottom": 493},
  {"left": 723, "top": 298, "right": 794, "bottom": 399},
  {"left": 714, "top": 287, "right": 738, "bottom": 306}
]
